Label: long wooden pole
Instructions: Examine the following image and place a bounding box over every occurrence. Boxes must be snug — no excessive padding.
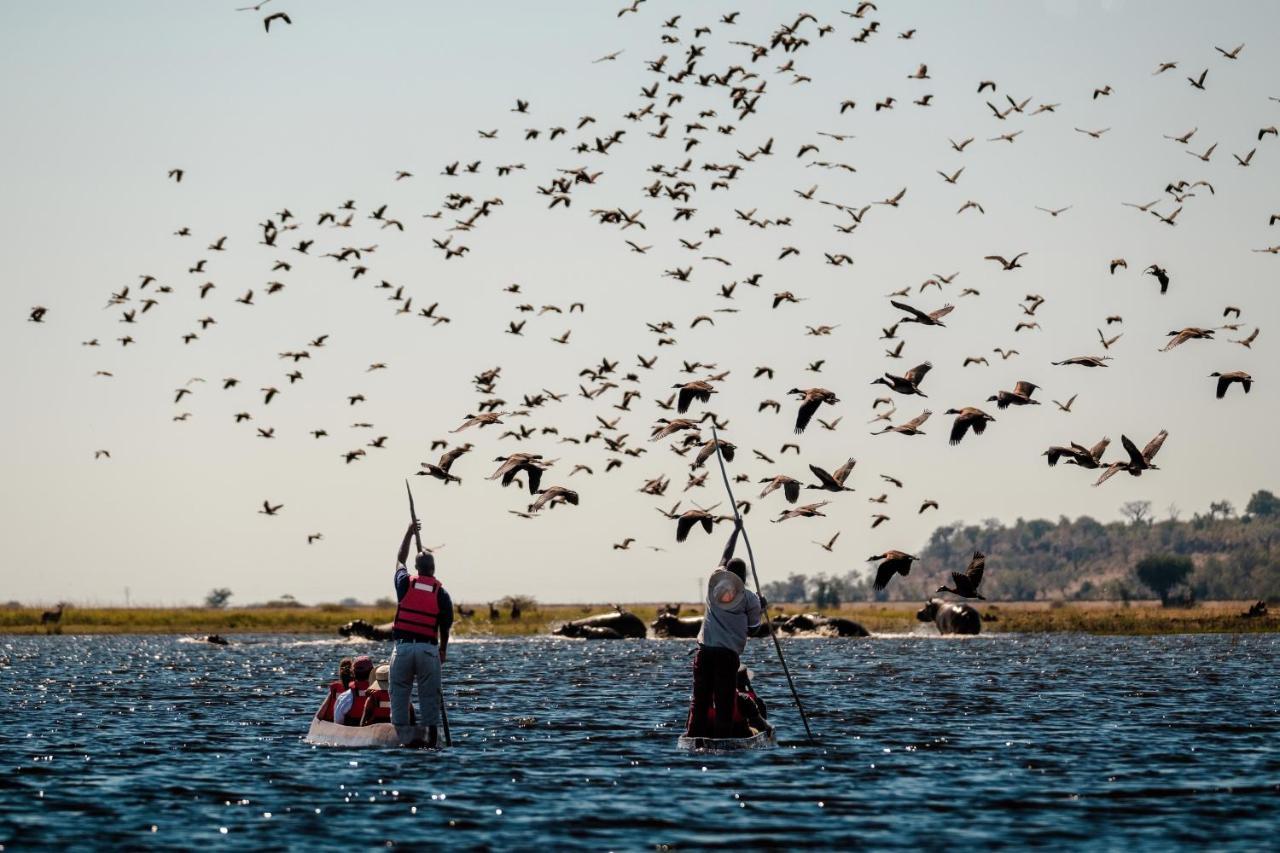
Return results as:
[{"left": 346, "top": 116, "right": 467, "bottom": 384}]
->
[
  {"left": 405, "top": 480, "right": 452, "bottom": 747},
  {"left": 709, "top": 425, "right": 815, "bottom": 743}
]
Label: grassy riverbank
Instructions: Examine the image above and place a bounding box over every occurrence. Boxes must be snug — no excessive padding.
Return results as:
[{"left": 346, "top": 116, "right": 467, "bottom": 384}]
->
[{"left": 1, "top": 600, "right": 1274, "bottom": 636}]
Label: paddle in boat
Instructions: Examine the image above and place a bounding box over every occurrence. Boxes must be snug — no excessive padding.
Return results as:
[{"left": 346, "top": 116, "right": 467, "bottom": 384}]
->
[{"left": 677, "top": 727, "right": 778, "bottom": 753}]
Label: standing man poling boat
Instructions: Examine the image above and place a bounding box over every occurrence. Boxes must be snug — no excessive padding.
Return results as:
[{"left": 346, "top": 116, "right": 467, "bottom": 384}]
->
[
  {"left": 685, "top": 518, "right": 766, "bottom": 739},
  {"left": 391, "top": 520, "right": 453, "bottom": 747}
]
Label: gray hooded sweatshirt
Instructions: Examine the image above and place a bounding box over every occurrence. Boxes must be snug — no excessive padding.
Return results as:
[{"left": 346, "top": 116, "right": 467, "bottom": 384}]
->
[{"left": 697, "top": 568, "right": 762, "bottom": 654}]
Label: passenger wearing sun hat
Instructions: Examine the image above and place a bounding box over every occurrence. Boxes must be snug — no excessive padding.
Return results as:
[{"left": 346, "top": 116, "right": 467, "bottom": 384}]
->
[{"left": 359, "top": 664, "right": 407, "bottom": 727}]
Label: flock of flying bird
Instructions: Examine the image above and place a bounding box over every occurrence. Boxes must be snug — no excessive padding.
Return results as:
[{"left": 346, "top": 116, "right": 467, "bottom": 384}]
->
[{"left": 23, "top": 2, "right": 1274, "bottom": 599}]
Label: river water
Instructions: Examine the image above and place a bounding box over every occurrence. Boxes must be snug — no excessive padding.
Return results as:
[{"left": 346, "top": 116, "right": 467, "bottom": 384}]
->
[{"left": 1, "top": 633, "right": 1276, "bottom": 850}]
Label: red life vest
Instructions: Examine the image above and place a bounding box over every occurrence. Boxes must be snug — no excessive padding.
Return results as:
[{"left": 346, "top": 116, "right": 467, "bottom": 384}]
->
[
  {"left": 393, "top": 574, "right": 441, "bottom": 640},
  {"left": 343, "top": 679, "right": 370, "bottom": 726},
  {"left": 706, "top": 695, "right": 747, "bottom": 727},
  {"left": 317, "top": 680, "right": 344, "bottom": 722},
  {"left": 364, "top": 688, "right": 392, "bottom": 724}
]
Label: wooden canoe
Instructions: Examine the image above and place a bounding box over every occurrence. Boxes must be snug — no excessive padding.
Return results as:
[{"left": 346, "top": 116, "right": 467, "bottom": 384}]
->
[
  {"left": 304, "top": 717, "right": 403, "bottom": 748},
  {"left": 676, "top": 728, "right": 777, "bottom": 753}
]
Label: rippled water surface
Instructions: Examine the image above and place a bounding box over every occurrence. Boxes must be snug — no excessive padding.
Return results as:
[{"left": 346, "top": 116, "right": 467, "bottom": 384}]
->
[{"left": 2, "top": 632, "right": 1277, "bottom": 850}]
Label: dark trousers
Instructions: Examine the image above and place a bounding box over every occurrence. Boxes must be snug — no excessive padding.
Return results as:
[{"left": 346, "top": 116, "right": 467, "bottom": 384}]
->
[{"left": 686, "top": 645, "right": 740, "bottom": 738}]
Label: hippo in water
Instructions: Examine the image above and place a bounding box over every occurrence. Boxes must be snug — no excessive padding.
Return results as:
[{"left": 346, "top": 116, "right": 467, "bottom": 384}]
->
[
  {"left": 651, "top": 612, "right": 778, "bottom": 639},
  {"left": 651, "top": 612, "right": 703, "bottom": 638},
  {"left": 203, "top": 634, "right": 229, "bottom": 646},
  {"left": 552, "top": 609, "right": 647, "bottom": 639},
  {"left": 338, "top": 619, "right": 394, "bottom": 641},
  {"left": 776, "top": 613, "right": 870, "bottom": 637},
  {"left": 560, "top": 625, "right": 625, "bottom": 640},
  {"left": 916, "top": 598, "right": 982, "bottom": 635}
]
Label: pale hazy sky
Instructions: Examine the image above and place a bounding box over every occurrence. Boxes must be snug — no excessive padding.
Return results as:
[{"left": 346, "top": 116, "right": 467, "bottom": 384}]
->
[{"left": 2, "top": 1, "right": 1277, "bottom": 606}]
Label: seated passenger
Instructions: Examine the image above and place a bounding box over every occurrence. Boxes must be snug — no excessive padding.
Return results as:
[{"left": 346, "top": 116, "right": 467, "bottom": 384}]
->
[
  {"left": 333, "top": 655, "right": 373, "bottom": 726},
  {"left": 703, "top": 665, "right": 771, "bottom": 738},
  {"left": 360, "top": 664, "right": 414, "bottom": 727},
  {"left": 735, "top": 665, "right": 771, "bottom": 735},
  {"left": 316, "top": 657, "right": 354, "bottom": 722}
]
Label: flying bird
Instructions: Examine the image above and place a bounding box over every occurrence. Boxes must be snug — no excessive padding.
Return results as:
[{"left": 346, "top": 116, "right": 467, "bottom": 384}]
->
[
  {"left": 1210, "top": 371, "right": 1252, "bottom": 399},
  {"left": 868, "top": 550, "right": 917, "bottom": 591},
  {"left": 1094, "top": 431, "right": 1168, "bottom": 486},
  {"left": 944, "top": 407, "right": 995, "bottom": 445},
  {"left": 787, "top": 387, "right": 839, "bottom": 434},
  {"left": 263, "top": 11, "right": 291, "bottom": 32},
  {"left": 938, "top": 552, "right": 987, "bottom": 599}
]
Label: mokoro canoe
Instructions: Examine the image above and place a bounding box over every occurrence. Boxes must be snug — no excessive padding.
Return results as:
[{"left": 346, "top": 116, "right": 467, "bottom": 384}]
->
[
  {"left": 676, "top": 728, "right": 777, "bottom": 753},
  {"left": 304, "top": 717, "right": 402, "bottom": 748}
]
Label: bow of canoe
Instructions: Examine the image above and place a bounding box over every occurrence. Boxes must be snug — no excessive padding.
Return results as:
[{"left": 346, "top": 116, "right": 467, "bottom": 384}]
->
[
  {"left": 305, "top": 718, "right": 402, "bottom": 748},
  {"left": 676, "top": 728, "right": 777, "bottom": 753}
]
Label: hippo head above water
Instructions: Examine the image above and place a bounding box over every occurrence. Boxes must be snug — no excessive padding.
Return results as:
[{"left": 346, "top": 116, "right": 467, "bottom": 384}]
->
[
  {"left": 917, "top": 598, "right": 981, "bottom": 635},
  {"left": 916, "top": 601, "right": 940, "bottom": 623}
]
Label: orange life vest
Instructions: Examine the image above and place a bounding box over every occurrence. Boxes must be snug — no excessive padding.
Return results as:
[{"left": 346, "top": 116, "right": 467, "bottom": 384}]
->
[
  {"left": 393, "top": 575, "right": 441, "bottom": 641},
  {"left": 342, "top": 679, "right": 370, "bottom": 725}
]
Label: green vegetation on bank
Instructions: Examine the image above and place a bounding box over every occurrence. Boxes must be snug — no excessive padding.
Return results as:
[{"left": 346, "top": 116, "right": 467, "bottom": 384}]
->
[
  {"left": 0, "top": 603, "right": 653, "bottom": 637},
  {"left": 0, "top": 605, "right": 395, "bottom": 635},
  {"left": 1, "top": 601, "right": 1274, "bottom": 636},
  {"left": 763, "top": 491, "right": 1280, "bottom": 606}
]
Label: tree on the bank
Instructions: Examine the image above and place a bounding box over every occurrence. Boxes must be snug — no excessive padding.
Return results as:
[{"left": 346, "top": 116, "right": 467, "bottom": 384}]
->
[
  {"left": 1134, "top": 555, "right": 1193, "bottom": 606},
  {"left": 1119, "top": 500, "right": 1153, "bottom": 526},
  {"left": 811, "top": 574, "right": 842, "bottom": 609},
  {"left": 501, "top": 595, "right": 536, "bottom": 619},
  {"left": 205, "top": 588, "right": 233, "bottom": 609},
  {"left": 1246, "top": 489, "right": 1280, "bottom": 518},
  {"left": 1207, "top": 500, "right": 1236, "bottom": 521},
  {"left": 761, "top": 572, "right": 808, "bottom": 603}
]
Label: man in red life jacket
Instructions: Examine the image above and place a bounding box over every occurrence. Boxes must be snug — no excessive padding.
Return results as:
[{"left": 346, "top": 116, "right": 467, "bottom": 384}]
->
[
  {"left": 391, "top": 520, "right": 453, "bottom": 747},
  {"left": 360, "top": 664, "right": 402, "bottom": 726},
  {"left": 333, "top": 655, "right": 373, "bottom": 725},
  {"left": 316, "top": 657, "right": 354, "bottom": 723}
]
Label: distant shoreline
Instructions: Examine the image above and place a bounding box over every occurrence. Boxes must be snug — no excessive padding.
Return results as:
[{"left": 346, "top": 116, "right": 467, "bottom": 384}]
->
[{"left": 3, "top": 601, "right": 1274, "bottom": 636}]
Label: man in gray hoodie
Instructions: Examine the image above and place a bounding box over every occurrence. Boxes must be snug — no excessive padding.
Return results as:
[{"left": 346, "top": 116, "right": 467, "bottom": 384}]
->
[{"left": 685, "top": 518, "right": 765, "bottom": 738}]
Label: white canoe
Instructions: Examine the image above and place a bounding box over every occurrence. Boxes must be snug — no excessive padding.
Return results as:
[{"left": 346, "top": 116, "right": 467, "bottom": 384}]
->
[
  {"left": 677, "top": 728, "right": 777, "bottom": 753},
  {"left": 304, "top": 717, "right": 403, "bottom": 748}
]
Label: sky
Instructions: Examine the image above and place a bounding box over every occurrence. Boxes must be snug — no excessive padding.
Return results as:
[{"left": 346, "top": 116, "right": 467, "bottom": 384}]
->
[{"left": 2, "top": 1, "right": 1278, "bottom": 607}]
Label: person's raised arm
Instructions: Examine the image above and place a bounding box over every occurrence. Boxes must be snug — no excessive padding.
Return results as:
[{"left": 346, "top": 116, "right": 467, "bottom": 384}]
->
[
  {"left": 718, "top": 517, "right": 743, "bottom": 567},
  {"left": 397, "top": 520, "right": 420, "bottom": 566}
]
